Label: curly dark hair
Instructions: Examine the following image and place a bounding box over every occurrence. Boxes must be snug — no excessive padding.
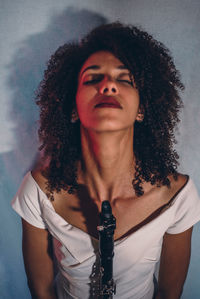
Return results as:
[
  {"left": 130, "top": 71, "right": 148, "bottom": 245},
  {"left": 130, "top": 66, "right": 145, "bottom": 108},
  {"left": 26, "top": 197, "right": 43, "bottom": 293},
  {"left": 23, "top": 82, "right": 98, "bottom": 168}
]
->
[{"left": 36, "top": 22, "right": 184, "bottom": 198}]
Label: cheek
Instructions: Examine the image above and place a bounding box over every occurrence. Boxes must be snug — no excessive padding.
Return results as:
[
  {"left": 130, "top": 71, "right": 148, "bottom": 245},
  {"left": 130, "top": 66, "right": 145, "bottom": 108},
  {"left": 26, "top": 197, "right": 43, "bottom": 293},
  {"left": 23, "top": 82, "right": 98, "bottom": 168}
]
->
[
  {"left": 76, "top": 86, "right": 87, "bottom": 103},
  {"left": 75, "top": 89, "right": 85, "bottom": 111},
  {"left": 76, "top": 87, "right": 95, "bottom": 112},
  {"left": 75, "top": 91, "right": 91, "bottom": 122},
  {"left": 126, "top": 93, "right": 140, "bottom": 120},
  {"left": 127, "top": 91, "right": 140, "bottom": 108}
]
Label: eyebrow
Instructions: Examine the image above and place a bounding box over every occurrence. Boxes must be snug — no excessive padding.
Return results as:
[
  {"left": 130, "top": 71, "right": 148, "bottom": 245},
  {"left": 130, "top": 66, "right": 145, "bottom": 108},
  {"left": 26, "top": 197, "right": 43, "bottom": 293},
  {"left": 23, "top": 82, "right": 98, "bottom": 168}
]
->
[{"left": 80, "top": 64, "right": 129, "bottom": 77}]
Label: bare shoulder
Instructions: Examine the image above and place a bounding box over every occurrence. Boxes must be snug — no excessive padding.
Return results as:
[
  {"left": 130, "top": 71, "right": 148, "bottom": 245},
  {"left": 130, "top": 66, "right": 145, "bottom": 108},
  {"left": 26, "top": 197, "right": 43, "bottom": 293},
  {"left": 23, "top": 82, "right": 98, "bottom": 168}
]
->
[
  {"left": 31, "top": 168, "right": 49, "bottom": 194},
  {"left": 31, "top": 168, "right": 64, "bottom": 201},
  {"left": 168, "top": 173, "right": 189, "bottom": 193},
  {"left": 160, "top": 173, "right": 189, "bottom": 203}
]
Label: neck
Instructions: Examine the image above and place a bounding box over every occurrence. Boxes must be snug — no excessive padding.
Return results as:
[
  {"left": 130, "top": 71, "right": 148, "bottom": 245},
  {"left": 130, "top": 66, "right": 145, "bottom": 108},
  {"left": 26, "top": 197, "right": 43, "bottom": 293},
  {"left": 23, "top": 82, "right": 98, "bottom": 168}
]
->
[{"left": 78, "top": 126, "right": 135, "bottom": 202}]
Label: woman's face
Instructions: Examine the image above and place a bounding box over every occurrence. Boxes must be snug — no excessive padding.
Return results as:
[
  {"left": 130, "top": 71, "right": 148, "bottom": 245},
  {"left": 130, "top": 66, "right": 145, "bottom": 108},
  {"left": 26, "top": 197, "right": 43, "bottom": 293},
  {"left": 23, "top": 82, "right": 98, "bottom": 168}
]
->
[{"left": 76, "top": 51, "right": 140, "bottom": 132}]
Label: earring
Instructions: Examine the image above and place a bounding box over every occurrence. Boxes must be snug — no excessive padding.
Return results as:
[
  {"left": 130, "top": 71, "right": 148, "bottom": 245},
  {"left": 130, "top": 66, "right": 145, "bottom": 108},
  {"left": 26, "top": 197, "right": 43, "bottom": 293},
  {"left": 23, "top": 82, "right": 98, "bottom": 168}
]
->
[
  {"left": 136, "top": 113, "right": 144, "bottom": 122},
  {"left": 136, "top": 106, "right": 144, "bottom": 123},
  {"left": 71, "top": 110, "right": 79, "bottom": 123}
]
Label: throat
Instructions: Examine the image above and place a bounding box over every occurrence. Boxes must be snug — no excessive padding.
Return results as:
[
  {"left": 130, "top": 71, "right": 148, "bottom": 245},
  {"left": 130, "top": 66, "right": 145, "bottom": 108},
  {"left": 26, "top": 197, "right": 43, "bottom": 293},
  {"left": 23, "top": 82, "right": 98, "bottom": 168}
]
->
[
  {"left": 78, "top": 128, "right": 136, "bottom": 202},
  {"left": 80, "top": 124, "right": 135, "bottom": 169},
  {"left": 78, "top": 162, "right": 135, "bottom": 203}
]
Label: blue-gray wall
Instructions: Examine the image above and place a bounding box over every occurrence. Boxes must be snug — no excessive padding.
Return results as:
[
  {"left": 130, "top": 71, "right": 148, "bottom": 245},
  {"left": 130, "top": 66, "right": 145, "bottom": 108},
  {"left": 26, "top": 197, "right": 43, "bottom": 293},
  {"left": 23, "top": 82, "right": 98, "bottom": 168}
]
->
[{"left": 1, "top": 1, "right": 199, "bottom": 298}]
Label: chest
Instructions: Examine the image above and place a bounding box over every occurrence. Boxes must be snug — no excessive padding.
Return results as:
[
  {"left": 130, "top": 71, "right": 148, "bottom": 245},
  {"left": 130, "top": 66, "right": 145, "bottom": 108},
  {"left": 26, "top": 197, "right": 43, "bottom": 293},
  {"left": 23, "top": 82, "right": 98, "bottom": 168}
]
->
[{"left": 51, "top": 187, "right": 172, "bottom": 241}]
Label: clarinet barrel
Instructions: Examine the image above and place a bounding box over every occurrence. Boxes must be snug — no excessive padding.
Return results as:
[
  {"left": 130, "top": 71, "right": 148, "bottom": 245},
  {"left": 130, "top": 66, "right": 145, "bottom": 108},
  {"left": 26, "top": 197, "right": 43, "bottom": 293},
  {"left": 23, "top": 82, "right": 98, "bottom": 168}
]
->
[{"left": 98, "top": 200, "right": 116, "bottom": 298}]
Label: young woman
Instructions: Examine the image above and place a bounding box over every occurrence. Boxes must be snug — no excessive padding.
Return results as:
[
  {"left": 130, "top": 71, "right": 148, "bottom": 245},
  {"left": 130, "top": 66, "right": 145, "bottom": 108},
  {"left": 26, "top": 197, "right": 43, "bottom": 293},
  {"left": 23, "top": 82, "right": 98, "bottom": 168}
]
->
[{"left": 12, "top": 22, "right": 200, "bottom": 299}]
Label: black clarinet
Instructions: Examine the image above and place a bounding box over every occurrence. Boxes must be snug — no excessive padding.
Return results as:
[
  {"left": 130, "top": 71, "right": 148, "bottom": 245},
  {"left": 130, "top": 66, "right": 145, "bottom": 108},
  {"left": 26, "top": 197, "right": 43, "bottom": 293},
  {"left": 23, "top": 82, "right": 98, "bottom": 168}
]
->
[{"left": 97, "top": 200, "right": 116, "bottom": 298}]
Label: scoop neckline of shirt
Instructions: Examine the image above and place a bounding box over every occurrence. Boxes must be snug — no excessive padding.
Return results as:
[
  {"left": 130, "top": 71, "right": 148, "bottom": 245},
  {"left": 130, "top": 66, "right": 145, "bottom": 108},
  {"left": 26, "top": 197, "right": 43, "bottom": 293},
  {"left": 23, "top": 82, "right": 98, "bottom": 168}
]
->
[{"left": 28, "top": 171, "right": 190, "bottom": 243}]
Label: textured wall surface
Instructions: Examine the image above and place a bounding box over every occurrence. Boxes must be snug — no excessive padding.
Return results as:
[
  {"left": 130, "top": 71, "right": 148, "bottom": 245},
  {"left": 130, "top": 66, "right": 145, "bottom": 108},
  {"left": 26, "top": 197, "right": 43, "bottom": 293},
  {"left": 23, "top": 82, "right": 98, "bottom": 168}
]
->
[{"left": 1, "top": 0, "right": 199, "bottom": 298}]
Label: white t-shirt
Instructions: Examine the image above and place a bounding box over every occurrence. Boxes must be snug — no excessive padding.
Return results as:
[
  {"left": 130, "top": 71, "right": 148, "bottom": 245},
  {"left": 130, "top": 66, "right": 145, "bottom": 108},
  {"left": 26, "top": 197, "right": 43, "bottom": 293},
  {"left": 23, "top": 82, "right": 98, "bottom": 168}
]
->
[{"left": 12, "top": 172, "right": 200, "bottom": 299}]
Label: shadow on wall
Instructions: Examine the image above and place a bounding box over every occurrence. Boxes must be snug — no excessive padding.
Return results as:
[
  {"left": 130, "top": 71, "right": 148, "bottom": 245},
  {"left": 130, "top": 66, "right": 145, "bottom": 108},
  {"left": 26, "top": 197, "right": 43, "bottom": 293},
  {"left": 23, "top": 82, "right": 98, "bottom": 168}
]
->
[
  {"left": 0, "top": 7, "right": 107, "bottom": 299},
  {"left": 5, "top": 7, "right": 107, "bottom": 185}
]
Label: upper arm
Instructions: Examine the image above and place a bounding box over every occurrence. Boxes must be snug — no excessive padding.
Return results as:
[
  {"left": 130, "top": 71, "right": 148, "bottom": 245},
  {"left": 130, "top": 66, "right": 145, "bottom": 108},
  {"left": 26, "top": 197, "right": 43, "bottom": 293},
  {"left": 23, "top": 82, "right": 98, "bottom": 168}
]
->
[
  {"left": 22, "top": 218, "right": 57, "bottom": 298},
  {"left": 157, "top": 227, "right": 193, "bottom": 298}
]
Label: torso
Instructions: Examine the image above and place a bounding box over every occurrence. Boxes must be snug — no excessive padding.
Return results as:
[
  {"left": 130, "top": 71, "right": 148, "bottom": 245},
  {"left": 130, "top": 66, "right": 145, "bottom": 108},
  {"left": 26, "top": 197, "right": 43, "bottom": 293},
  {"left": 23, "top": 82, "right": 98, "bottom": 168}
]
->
[{"left": 31, "top": 169, "right": 188, "bottom": 241}]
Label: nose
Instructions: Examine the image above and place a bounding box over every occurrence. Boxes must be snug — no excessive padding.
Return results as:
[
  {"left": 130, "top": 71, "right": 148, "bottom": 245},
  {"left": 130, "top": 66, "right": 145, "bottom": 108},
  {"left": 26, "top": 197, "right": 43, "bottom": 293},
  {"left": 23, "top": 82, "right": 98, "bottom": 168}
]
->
[{"left": 99, "top": 76, "right": 119, "bottom": 95}]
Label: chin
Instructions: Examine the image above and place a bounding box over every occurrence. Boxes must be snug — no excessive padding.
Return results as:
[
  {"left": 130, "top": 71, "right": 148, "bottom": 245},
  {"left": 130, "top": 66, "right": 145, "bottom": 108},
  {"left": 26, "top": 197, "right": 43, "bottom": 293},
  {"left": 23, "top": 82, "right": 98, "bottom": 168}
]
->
[{"left": 82, "top": 120, "right": 132, "bottom": 133}]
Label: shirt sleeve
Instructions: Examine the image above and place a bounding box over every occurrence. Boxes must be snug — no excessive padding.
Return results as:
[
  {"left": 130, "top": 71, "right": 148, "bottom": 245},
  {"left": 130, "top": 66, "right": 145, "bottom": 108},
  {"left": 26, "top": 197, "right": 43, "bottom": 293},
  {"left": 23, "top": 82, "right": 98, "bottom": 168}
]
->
[
  {"left": 167, "top": 179, "right": 200, "bottom": 234},
  {"left": 11, "top": 172, "right": 47, "bottom": 229}
]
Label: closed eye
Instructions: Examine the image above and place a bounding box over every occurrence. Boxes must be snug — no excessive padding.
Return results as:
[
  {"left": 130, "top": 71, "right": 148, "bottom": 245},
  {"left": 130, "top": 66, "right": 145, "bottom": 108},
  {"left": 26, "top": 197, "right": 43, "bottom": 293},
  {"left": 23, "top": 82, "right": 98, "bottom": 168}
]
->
[
  {"left": 117, "top": 79, "right": 133, "bottom": 85},
  {"left": 117, "top": 73, "right": 134, "bottom": 86},
  {"left": 83, "top": 79, "right": 101, "bottom": 85},
  {"left": 82, "top": 73, "right": 134, "bottom": 86},
  {"left": 83, "top": 74, "right": 104, "bottom": 85}
]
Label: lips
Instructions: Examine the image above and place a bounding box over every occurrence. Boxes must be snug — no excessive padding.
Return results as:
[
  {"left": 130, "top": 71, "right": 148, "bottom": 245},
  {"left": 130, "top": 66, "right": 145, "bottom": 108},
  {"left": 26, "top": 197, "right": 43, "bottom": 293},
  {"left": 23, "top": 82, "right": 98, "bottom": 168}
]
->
[{"left": 94, "top": 97, "right": 122, "bottom": 109}]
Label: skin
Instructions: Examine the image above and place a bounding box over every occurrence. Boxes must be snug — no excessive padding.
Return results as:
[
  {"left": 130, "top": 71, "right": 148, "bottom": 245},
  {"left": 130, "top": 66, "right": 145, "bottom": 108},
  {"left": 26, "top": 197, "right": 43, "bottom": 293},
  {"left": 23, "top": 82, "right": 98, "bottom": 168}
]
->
[
  {"left": 76, "top": 51, "right": 141, "bottom": 204},
  {"left": 155, "top": 228, "right": 192, "bottom": 299},
  {"left": 23, "top": 51, "right": 192, "bottom": 299},
  {"left": 22, "top": 219, "right": 57, "bottom": 299}
]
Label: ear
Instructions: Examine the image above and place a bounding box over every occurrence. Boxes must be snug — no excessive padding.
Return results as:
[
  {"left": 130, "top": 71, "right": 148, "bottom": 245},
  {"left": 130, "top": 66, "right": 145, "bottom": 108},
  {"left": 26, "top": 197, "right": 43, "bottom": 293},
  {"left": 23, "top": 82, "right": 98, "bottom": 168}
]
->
[{"left": 136, "top": 106, "right": 144, "bottom": 122}]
